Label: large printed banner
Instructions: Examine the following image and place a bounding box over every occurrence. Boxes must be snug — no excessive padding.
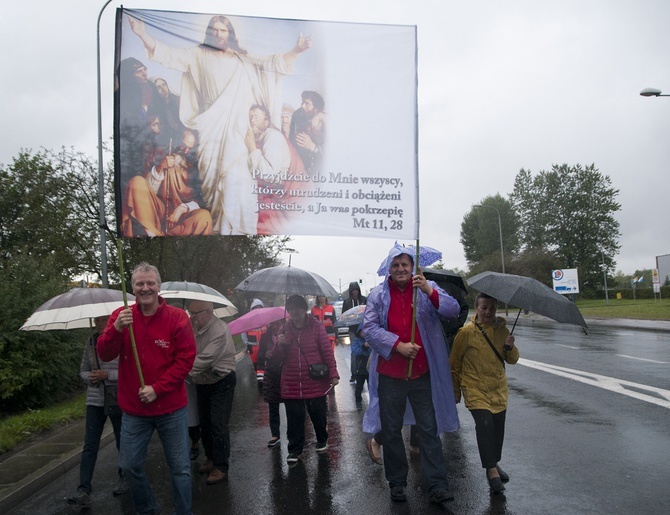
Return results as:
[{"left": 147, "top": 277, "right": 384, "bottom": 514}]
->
[{"left": 114, "top": 8, "right": 417, "bottom": 239}]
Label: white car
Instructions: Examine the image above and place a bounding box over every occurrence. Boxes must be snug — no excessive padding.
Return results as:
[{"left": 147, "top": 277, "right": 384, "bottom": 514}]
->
[{"left": 332, "top": 300, "right": 351, "bottom": 345}]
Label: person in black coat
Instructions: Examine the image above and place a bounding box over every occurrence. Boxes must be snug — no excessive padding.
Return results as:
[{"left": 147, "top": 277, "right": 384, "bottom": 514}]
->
[
  {"left": 343, "top": 281, "right": 367, "bottom": 383},
  {"left": 259, "top": 320, "right": 285, "bottom": 447}
]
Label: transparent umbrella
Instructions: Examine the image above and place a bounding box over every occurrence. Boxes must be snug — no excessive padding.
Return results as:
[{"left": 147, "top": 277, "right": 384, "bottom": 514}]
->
[
  {"left": 159, "top": 281, "right": 238, "bottom": 318},
  {"left": 236, "top": 266, "right": 338, "bottom": 299},
  {"left": 20, "top": 288, "right": 134, "bottom": 331}
]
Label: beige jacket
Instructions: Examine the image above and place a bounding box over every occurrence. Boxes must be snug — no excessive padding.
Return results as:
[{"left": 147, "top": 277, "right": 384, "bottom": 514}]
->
[{"left": 190, "top": 316, "right": 236, "bottom": 384}]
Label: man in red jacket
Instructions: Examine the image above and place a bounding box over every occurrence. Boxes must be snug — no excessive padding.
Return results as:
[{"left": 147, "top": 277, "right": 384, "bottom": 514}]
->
[{"left": 98, "top": 262, "right": 196, "bottom": 515}]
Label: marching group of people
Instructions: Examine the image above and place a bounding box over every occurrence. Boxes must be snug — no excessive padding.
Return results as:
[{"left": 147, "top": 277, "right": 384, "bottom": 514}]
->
[{"left": 66, "top": 242, "right": 520, "bottom": 513}]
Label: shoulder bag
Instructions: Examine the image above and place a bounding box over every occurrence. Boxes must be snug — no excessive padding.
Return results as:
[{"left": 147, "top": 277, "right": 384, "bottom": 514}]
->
[
  {"left": 295, "top": 332, "right": 329, "bottom": 380},
  {"left": 474, "top": 321, "right": 506, "bottom": 369}
]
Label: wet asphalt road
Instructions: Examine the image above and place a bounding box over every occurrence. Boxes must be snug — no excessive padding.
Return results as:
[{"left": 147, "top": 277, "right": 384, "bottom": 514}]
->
[{"left": 8, "top": 321, "right": 670, "bottom": 514}]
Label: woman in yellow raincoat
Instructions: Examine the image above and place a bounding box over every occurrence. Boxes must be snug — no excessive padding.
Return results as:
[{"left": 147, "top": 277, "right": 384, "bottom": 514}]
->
[{"left": 450, "top": 292, "right": 519, "bottom": 494}]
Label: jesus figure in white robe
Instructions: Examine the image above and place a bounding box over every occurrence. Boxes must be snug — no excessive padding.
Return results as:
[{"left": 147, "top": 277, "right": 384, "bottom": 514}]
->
[{"left": 129, "top": 15, "right": 311, "bottom": 235}]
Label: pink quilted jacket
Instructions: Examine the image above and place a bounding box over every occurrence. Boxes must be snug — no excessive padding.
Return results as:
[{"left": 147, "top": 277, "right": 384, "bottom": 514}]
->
[{"left": 275, "top": 314, "right": 339, "bottom": 399}]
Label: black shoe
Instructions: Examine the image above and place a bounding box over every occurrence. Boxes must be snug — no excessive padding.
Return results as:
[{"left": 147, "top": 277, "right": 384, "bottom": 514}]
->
[
  {"left": 315, "top": 440, "right": 328, "bottom": 452},
  {"left": 190, "top": 447, "right": 200, "bottom": 460},
  {"left": 267, "top": 437, "right": 281, "bottom": 448},
  {"left": 430, "top": 487, "right": 455, "bottom": 504},
  {"left": 488, "top": 476, "right": 506, "bottom": 494},
  {"left": 496, "top": 465, "right": 510, "bottom": 483},
  {"left": 390, "top": 485, "right": 407, "bottom": 502},
  {"left": 112, "top": 477, "right": 129, "bottom": 496},
  {"left": 287, "top": 452, "right": 302, "bottom": 464}
]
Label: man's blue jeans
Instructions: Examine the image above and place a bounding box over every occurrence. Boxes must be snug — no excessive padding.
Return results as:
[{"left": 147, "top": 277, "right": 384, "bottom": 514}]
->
[
  {"left": 378, "top": 373, "right": 449, "bottom": 494},
  {"left": 196, "top": 372, "right": 236, "bottom": 471},
  {"left": 79, "top": 404, "right": 122, "bottom": 494},
  {"left": 120, "top": 407, "right": 192, "bottom": 515}
]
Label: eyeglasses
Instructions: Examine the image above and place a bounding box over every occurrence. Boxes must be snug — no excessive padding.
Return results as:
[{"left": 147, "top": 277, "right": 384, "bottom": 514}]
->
[{"left": 189, "top": 309, "right": 210, "bottom": 317}]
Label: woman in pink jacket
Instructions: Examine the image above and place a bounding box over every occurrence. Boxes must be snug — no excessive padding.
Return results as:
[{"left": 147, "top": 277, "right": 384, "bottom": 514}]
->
[{"left": 275, "top": 295, "right": 339, "bottom": 464}]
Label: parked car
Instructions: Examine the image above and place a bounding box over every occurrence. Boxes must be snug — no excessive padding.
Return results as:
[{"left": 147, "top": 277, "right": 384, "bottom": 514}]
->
[
  {"left": 336, "top": 326, "right": 351, "bottom": 346},
  {"left": 332, "top": 300, "right": 351, "bottom": 345}
]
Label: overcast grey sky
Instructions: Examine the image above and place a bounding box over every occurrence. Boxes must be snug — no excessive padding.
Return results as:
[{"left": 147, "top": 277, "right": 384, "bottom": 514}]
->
[{"left": 2, "top": 0, "right": 668, "bottom": 293}]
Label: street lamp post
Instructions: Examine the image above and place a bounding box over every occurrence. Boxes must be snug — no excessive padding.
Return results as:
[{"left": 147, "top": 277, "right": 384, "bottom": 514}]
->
[
  {"left": 474, "top": 204, "right": 507, "bottom": 315},
  {"left": 97, "top": 0, "right": 113, "bottom": 287},
  {"left": 601, "top": 252, "right": 609, "bottom": 305},
  {"left": 474, "top": 204, "right": 505, "bottom": 275}
]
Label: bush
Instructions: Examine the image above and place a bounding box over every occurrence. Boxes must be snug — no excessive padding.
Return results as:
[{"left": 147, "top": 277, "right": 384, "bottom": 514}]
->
[{"left": 0, "top": 255, "right": 85, "bottom": 413}]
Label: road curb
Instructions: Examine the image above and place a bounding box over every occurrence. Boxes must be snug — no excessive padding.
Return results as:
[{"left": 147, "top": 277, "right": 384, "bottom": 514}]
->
[{"left": 0, "top": 427, "right": 114, "bottom": 513}]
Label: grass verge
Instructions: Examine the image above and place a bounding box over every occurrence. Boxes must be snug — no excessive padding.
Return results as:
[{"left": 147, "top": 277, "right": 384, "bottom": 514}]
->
[
  {"left": 1, "top": 339, "right": 249, "bottom": 456},
  {"left": 0, "top": 393, "right": 86, "bottom": 455},
  {"left": 575, "top": 298, "right": 670, "bottom": 320}
]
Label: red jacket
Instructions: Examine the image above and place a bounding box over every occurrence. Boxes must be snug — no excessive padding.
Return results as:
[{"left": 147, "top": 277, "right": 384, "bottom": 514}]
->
[
  {"left": 275, "top": 314, "right": 339, "bottom": 399},
  {"left": 97, "top": 298, "right": 196, "bottom": 416},
  {"left": 376, "top": 279, "right": 438, "bottom": 379}
]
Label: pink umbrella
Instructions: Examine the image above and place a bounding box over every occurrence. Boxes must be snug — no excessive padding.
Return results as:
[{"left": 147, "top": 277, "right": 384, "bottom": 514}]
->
[{"left": 227, "top": 307, "right": 287, "bottom": 336}]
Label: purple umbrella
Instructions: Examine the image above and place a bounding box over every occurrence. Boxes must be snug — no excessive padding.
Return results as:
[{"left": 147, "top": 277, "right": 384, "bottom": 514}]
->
[{"left": 377, "top": 243, "right": 442, "bottom": 276}]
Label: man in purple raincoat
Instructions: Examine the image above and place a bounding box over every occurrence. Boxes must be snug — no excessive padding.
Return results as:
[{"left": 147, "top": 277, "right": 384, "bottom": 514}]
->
[{"left": 363, "top": 243, "right": 460, "bottom": 505}]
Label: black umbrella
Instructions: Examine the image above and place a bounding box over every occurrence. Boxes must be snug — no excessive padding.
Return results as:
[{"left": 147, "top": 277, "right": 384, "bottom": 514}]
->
[
  {"left": 235, "top": 265, "right": 339, "bottom": 299},
  {"left": 467, "top": 271, "right": 588, "bottom": 333},
  {"left": 422, "top": 268, "right": 468, "bottom": 298}
]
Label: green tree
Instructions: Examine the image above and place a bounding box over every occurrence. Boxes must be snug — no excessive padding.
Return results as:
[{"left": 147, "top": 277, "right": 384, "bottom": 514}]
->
[
  {"left": 510, "top": 164, "right": 621, "bottom": 294},
  {"left": 507, "top": 248, "right": 564, "bottom": 286},
  {"left": 121, "top": 234, "right": 290, "bottom": 303},
  {"left": 0, "top": 147, "right": 291, "bottom": 411},
  {"left": 0, "top": 149, "right": 102, "bottom": 277},
  {"left": 460, "top": 194, "right": 520, "bottom": 269}
]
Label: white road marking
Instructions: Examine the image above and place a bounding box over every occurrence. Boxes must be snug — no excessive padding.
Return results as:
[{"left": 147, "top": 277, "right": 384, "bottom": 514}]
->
[
  {"left": 554, "top": 344, "right": 581, "bottom": 350},
  {"left": 517, "top": 358, "right": 670, "bottom": 409},
  {"left": 616, "top": 354, "right": 667, "bottom": 364}
]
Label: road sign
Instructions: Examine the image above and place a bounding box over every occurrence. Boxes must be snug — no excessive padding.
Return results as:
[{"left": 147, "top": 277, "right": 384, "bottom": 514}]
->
[{"left": 552, "top": 268, "right": 580, "bottom": 295}]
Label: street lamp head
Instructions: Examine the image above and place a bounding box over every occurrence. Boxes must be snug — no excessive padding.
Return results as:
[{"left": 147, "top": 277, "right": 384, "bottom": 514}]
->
[{"left": 640, "top": 87, "right": 664, "bottom": 97}]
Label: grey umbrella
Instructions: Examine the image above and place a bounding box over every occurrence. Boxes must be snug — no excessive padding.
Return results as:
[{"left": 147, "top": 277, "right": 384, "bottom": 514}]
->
[
  {"left": 236, "top": 266, "right": 338, "bottom": 298},
  {"left": 466, "top": 271, "right": 588, "bottom": 333},
  {"left": 20, "top": 288, "right": 134, "bottom": 331}
]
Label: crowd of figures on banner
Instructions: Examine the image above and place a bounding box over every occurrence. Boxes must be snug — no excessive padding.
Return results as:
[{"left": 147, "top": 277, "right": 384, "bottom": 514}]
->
[{"left": 118, "top": 14, "right": 325, "bottom": 237}]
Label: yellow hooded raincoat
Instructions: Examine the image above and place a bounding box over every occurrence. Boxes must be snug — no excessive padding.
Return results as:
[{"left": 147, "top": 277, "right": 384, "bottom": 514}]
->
[{"left": 450, "top": 315, "right": 520, "bottom": 413}]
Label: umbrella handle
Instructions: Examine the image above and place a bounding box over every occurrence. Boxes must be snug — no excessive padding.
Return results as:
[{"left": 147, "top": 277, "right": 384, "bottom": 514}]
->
[
  {"left": 118, "top": 239, "right": 145, "bottom": 388},
  {"left": 510, "top": 308, "right": 522, "bottom": 335},
  {"left": 407, "top": 240, "right": 421, "bottom": 379}
]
